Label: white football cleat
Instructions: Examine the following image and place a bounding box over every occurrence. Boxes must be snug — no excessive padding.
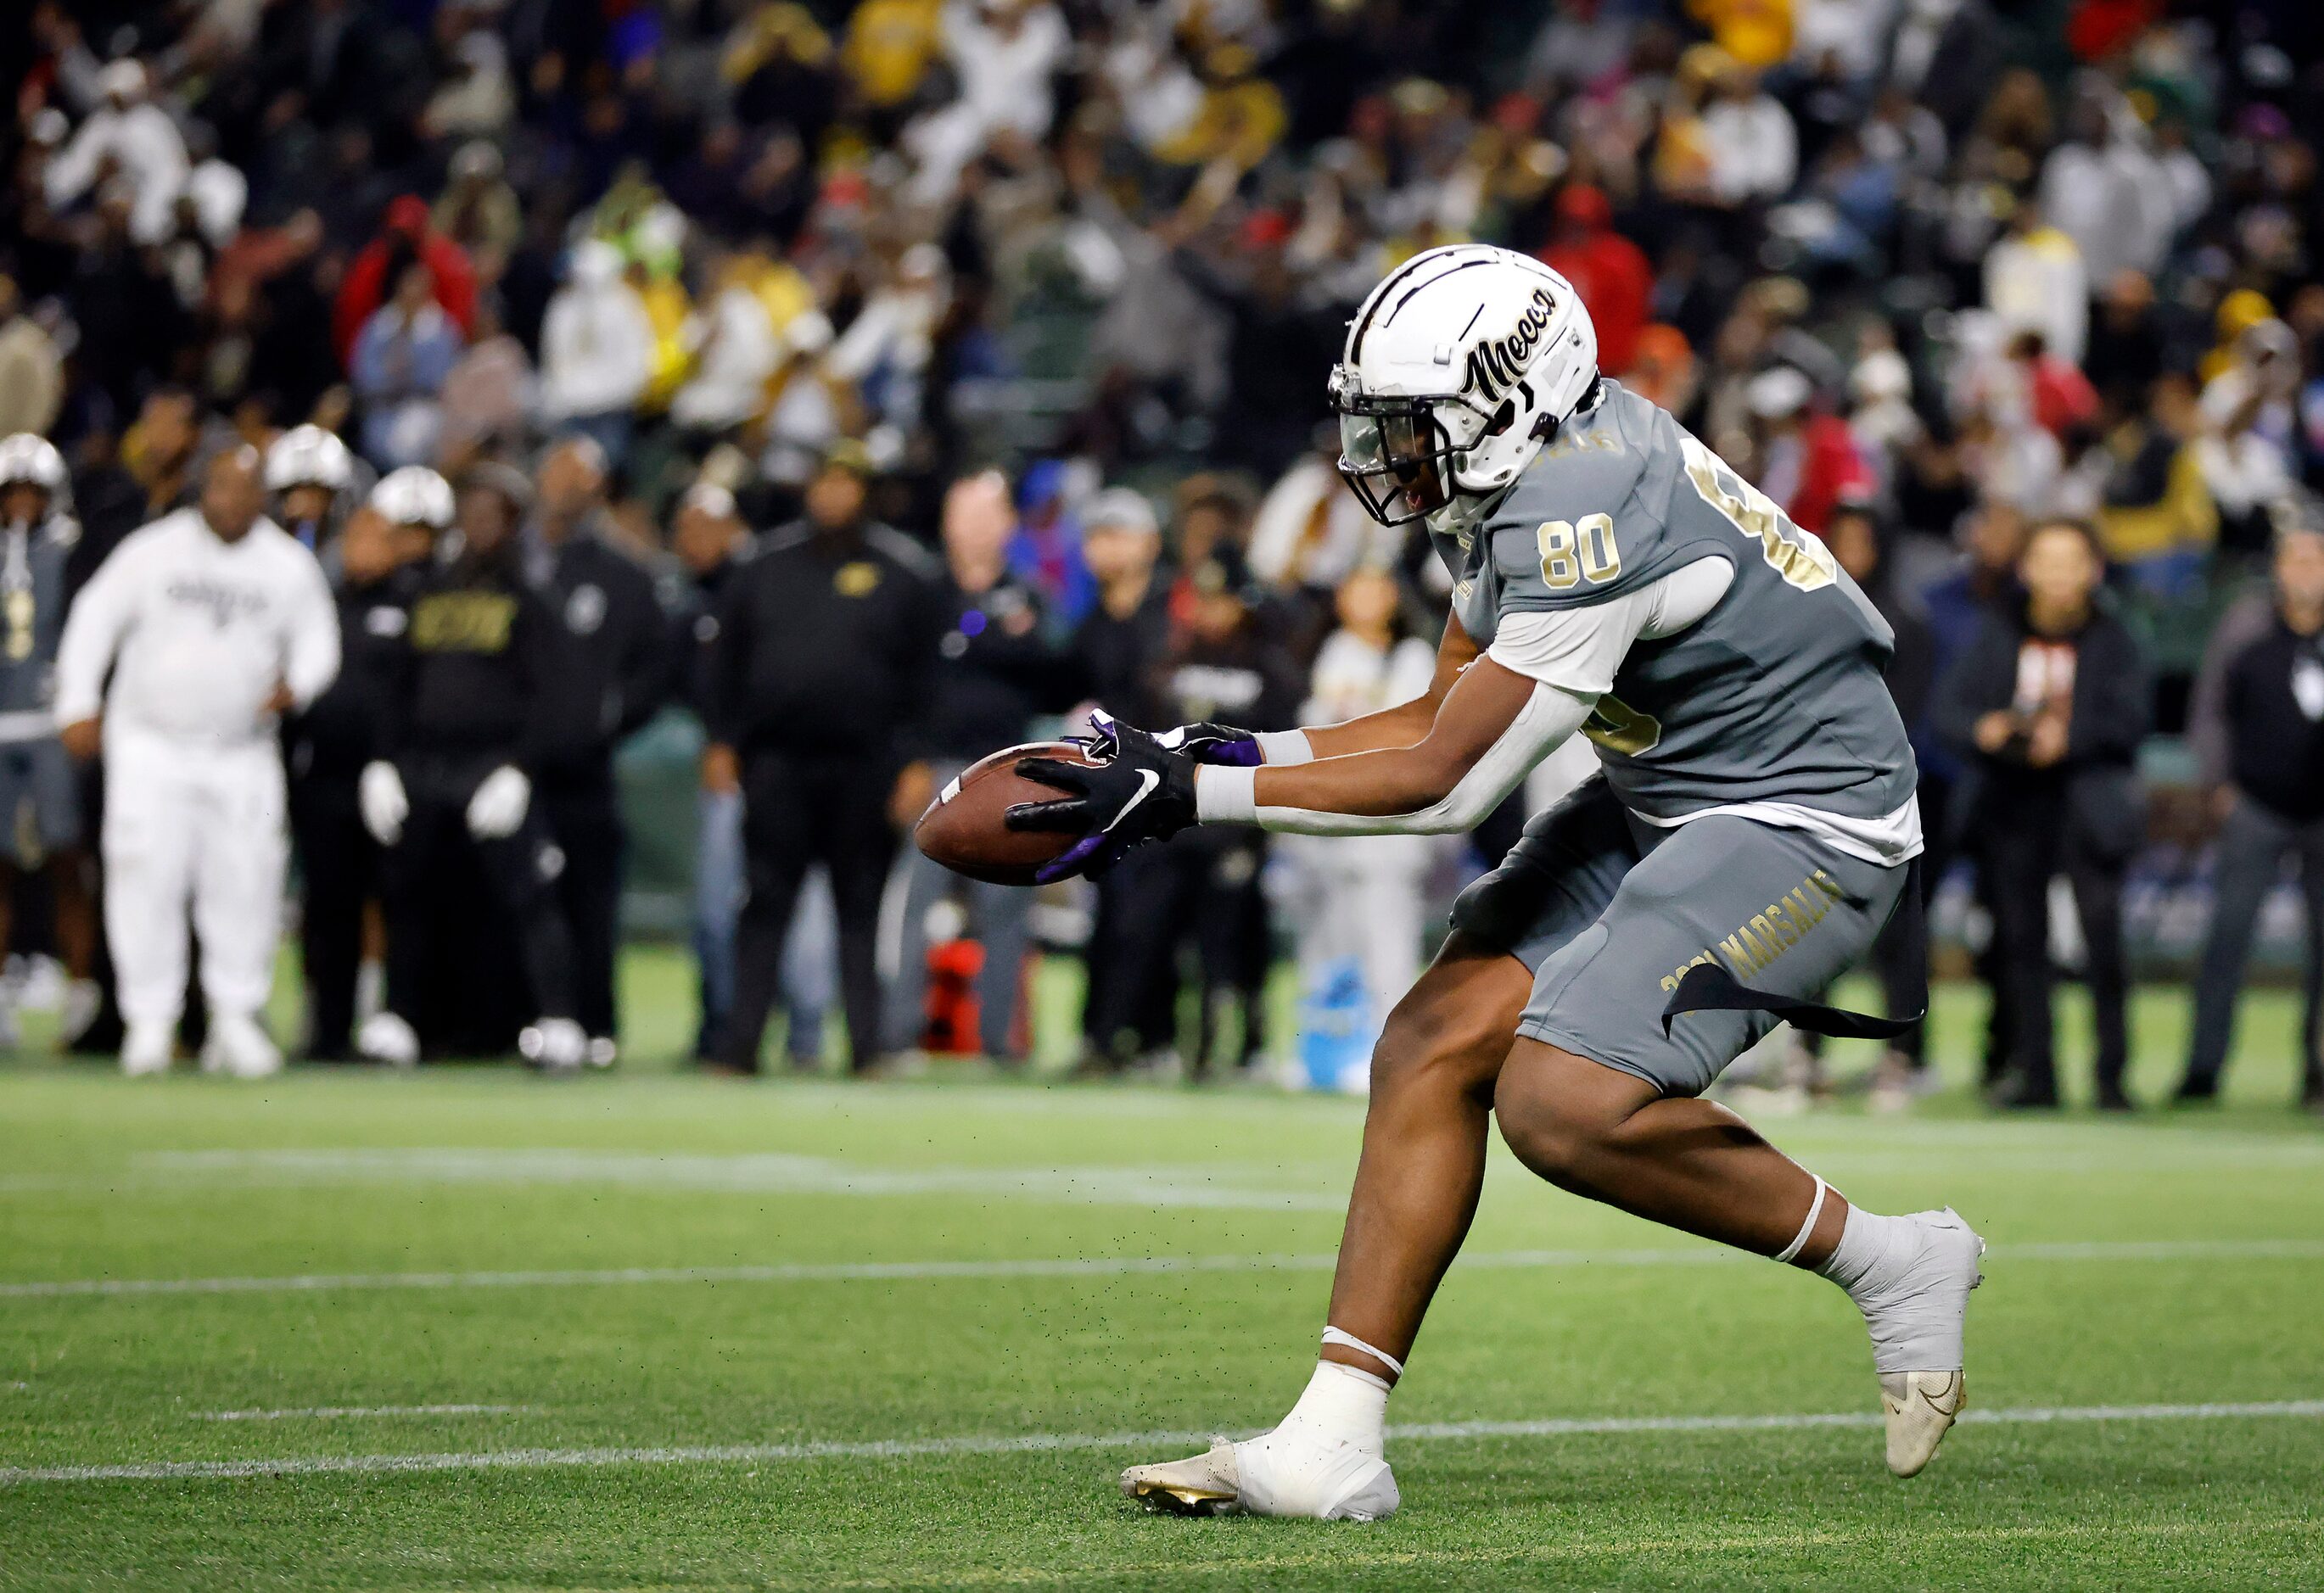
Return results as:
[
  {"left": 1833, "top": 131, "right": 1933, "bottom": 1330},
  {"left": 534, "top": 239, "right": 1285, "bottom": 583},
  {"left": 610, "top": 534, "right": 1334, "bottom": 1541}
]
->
[
  {"left": 357, "top": 1010, "right": 421, "bottom": 1068},
  {"left": 520, "top": 1016, "right": 587, "bottom": 1071},
  {"left": 120, "top": 1021, "right": 174, "bottom": 1076},
  {"left": 1882, "top": 1369, "right": 1967, "bottom": 1478},
  {"left": 203, "top": 1014, "right": 283, "bottom": 1079},
  {"left": 1856, "top": 1207, "right": 1985, "bottom": 1477},
  {"left": 1122, "top": 1427, "right": 1399, "bottom": 1521}
]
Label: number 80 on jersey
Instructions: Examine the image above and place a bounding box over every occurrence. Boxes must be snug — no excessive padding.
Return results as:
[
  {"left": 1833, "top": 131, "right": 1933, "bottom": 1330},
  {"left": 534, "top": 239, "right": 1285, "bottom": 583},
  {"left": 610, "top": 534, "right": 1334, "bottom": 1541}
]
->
[{"left": 1535, "top": 513, "right": 1621, "bottom": 590}]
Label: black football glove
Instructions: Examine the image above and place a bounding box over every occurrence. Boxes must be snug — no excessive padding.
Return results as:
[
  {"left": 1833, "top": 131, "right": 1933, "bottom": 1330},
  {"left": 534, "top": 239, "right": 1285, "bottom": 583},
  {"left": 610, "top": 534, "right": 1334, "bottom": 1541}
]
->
[
  {"left": 1078, "top": 708, "right": 1263, "bottom": 768},
  {"left": 1005, "top": 724, "right": 1198, "bottom": 882}
]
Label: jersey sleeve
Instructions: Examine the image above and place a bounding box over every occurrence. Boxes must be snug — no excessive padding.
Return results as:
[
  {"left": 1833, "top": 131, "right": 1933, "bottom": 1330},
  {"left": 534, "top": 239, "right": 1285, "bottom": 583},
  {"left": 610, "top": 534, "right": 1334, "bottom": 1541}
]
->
[{"left": 1478, "top": 388, "right": 1738, "bottom": 614}]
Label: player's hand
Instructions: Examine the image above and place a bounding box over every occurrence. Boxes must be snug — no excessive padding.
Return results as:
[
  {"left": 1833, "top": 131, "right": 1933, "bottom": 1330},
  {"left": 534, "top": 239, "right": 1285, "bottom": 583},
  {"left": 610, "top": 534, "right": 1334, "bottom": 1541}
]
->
[
  {"left": 1005, "top": 725, "right": 1197, "bottom": 882},
  {"left": 59, "top": 717, "right": 101, "bottom": 762},
  {"left": 359, "top": 761, "right": 408, "bottom": 846},
  {"left": 1080, "top": 707, "right": 1262, "bottom": 768},
  {"left": 466, "top": 764, "right": 532, "bottom": 840},
  {"left": 1972, "top": 711, "right": 2018, "bottom": 755}
]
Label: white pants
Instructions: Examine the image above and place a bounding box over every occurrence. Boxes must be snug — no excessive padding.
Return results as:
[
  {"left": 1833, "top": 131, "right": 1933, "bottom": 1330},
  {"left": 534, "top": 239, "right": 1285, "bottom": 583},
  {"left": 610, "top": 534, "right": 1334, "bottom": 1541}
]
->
[{"left": 102, "top": 728, "right": 287, "bottom": 1029}]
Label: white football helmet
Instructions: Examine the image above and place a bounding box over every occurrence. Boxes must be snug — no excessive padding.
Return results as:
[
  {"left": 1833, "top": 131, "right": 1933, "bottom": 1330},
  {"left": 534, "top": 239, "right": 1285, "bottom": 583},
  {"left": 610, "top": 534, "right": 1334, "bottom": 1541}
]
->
[
  {"left": 1330, "top": 244, "right": 1599, "bottom": 528},
  {"left": 0, "top": 433, "right": 68, "bottom": 511},
  {"left": 265, "top": 424, "right": 354, "bottom": 494},
  {"left": 369, "top": 466, "right": 456, "bottom": 530}
]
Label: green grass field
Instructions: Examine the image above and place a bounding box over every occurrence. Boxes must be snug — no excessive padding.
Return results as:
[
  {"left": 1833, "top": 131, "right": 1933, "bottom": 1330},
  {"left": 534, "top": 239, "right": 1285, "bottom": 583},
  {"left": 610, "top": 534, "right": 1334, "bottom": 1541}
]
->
[{"left": 3, "top": 951, "right": 2321, "bottom": 1590}]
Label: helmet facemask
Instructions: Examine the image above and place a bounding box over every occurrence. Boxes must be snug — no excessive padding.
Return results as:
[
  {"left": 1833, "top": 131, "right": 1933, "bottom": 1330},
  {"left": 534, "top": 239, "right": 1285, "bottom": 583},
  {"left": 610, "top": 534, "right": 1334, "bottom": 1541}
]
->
[{"left": 1333, "top": 370, "right": 1505, "bottom": 529}]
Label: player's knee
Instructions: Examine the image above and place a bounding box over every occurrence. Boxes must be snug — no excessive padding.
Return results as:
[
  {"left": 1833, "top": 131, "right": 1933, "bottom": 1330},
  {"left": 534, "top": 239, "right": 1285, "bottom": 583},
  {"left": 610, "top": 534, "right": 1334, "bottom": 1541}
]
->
[
  {"left": 1492, "top": 1049, "right": 1632, "bottom": 1184},
  {"left": 1369, "top": 1000, "right": 1507, "bottom": 1104}
]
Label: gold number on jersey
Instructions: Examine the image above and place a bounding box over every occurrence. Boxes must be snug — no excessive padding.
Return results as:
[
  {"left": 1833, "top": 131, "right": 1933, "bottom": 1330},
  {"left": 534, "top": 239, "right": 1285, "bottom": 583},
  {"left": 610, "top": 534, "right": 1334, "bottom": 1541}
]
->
[
  {"left": 1679, "top": 436, "right": 1835, "bottom": 590},
  {"left": 1582, "top": 692, "right": 1662, "bottom": 755},
  {"left": 1536, "top": 512, "right": 1620, "bottom": 591}
]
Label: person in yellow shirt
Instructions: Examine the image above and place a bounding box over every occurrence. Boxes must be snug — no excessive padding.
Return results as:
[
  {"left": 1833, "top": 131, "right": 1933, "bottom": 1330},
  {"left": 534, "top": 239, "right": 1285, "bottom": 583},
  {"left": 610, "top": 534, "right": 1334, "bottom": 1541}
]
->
[
  {"left": 1686, "top": 0, "right": 1794, "bottom": 70},
  {"left": 843, "top": 0, "right": 944, "bottom": 126}
]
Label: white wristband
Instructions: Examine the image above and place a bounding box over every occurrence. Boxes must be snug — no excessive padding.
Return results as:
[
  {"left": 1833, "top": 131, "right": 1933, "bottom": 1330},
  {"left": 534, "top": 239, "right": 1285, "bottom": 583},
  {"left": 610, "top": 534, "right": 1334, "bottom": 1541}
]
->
[
  {"left": 1254, "top": 729, "right": 1314, "bottom": 765},
  {"left": 1195, "top": 763, "right": 1257, "bottom": 824}
]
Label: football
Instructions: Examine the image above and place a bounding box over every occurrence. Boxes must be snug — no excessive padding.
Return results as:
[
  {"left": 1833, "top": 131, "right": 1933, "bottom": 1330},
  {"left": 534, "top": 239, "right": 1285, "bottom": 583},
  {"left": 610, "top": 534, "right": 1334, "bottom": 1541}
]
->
[{"left": 914, "top": 741, "right": 1100, "bottom": 886}]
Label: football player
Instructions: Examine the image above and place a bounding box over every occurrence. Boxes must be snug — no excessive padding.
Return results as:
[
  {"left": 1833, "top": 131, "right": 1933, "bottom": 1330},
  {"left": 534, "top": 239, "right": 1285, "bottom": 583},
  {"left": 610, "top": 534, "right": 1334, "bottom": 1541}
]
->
[{"left": 1010, "top": 246, "right": 1982, "bottom": 1518}]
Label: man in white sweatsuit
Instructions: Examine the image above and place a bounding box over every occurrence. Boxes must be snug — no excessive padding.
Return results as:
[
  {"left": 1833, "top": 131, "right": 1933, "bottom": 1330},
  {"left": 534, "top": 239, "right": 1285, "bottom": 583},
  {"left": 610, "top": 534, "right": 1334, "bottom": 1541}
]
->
[{"left": 56, "top": 447, "right": 339, "bottom": 1076}]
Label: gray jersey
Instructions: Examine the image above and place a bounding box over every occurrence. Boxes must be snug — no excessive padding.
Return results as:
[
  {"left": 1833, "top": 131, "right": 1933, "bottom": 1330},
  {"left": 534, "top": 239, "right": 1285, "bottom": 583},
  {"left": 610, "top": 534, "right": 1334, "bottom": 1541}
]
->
[
  {"left": 1429, "top": 380, "right": 1914, "bottom": 823},
  {"left": 0, "top": 517, "right": 76, "bottom": 729}
]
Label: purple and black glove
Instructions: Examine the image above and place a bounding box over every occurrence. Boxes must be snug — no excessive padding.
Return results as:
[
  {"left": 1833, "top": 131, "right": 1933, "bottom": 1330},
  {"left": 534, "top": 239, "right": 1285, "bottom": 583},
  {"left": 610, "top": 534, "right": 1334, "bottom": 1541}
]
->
[
  {"left": 1079, "top": 707, "right": 1263, "bottom": 769},
  {"left": 1005, "top": 721, "right": 1199, "bottom": 882}
]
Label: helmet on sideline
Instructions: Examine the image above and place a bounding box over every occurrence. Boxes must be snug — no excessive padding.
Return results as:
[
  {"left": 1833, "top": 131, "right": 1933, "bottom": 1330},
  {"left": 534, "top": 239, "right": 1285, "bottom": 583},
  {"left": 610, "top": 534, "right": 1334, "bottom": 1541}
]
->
[
  {"left": 369, "top": 466, "right": 456, "bottom": 530},
  {"left": 1329, "top": 244, "right": 1599, "bottom": 529},
  {"left": 265, "top": 424, "right": 354, "bottom": 493},
  {"left": 0, "top": 433, "right": 68, "bottom": 500}
]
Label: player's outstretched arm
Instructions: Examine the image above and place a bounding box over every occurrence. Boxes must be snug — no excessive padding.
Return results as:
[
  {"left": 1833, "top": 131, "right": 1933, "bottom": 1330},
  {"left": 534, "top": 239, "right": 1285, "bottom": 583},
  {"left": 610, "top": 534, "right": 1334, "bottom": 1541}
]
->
[
  {"left": 1196, "top": 652, "right": 1593, "bottom": 836},
  {"left": 1292, "top": 612, "right": 1482, "bottom": 761},
  {"left": 1136, "top": 613, "right": 1482, "bottom": 769}
]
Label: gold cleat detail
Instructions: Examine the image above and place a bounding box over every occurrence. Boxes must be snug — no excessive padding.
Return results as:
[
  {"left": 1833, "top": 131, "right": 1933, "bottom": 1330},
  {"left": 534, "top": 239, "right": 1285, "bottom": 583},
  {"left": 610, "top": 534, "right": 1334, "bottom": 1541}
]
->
[{"left": 1119, "top": 1439, "right": 1242, "bottom": 1514}]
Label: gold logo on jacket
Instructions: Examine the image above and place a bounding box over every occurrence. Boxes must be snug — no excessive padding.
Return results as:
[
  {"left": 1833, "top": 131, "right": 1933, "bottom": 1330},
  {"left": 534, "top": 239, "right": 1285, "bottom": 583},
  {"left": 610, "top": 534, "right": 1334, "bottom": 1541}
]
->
[
  {"left": 835, "top": 562, "right": 882, "bottom": 597},
  {"left": 411, "top": 591, "right": 516, "bottom": 652}
]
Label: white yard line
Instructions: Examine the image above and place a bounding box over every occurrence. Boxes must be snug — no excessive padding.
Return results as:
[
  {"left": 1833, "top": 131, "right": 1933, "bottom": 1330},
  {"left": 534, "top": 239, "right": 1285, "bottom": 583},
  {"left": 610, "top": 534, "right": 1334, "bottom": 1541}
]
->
[
  {"left": 4, "top": 1236, "right": 2319, "bottom": 1301},
  {"left": 193, "top": 1421, "right": 529, "bottom": 1430},
  {"left": 3, "top": 1399, "right": 2319, "bottom": 1487}
]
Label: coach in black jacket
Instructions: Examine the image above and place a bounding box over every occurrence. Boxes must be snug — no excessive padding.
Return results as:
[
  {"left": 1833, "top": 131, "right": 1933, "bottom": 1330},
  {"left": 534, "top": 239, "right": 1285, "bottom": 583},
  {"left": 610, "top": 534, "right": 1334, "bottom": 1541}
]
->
[
  {"left": 1936, "top": 518, "right": 2150, "bottom": 1110},
  {"left": 524, "top": 439, "right": 675, "bottom": 1065},
  {"left": 2180, "top": 499, "right": 2324, "bottom": 1106},
  {"left": 706, "top": 440, "right": 947, "bottom": 1073},
  {"left": 366, "top": 465, "right": 581, "bottom": 1059}
]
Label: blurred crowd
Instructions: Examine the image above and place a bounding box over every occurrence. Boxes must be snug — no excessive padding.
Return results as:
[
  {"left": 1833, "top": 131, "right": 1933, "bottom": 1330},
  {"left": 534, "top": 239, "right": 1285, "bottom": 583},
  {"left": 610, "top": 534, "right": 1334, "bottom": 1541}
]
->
[{"left": 1, "top": 1, "right": 2321, "bottom": 1104}]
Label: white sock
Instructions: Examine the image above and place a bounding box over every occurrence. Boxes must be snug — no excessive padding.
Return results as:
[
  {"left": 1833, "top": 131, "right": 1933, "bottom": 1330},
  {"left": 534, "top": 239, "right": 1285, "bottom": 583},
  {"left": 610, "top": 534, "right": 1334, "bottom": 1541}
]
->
[
  {"left": 1279, "top": 1360, "right": 1390, "bottom": 1456},
  {"left": 1814, "top": 1204, "right": 1918, "bottom": 1302}
]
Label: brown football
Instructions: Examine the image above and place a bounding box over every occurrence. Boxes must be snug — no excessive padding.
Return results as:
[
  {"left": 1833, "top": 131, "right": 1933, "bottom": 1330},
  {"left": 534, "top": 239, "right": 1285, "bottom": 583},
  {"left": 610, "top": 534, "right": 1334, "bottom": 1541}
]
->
[{"left": 914, "top": 741, "right": 1100, "bottom": 886}]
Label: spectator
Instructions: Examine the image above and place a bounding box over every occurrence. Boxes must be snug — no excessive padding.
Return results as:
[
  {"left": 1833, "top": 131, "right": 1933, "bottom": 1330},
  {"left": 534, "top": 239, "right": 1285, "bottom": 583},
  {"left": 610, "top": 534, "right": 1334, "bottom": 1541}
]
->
[
  {"left": 42, "top": 60, "right": 188, "bottom": 247},
  {"left": 0, "top": 434, "right": 96, "bottom": 1048},
  {"left": 288, "top": 472, "right": 433, "bottom": 1059},
  {"left": 882, "top": 472, "right": 1063, "bottom": 1063},
  {"left": 1745, "top": 366, "right": 1869, "bottom": 534},
  {"left": 2179, "top": 497, "right": 2324, "bottom": 1108},
  {"left": 1105, "top": 547, "right": 1302, "bottom": 1078},
  {"left": 350, "top": 265, "right": 465, "bottom": 470},
  {"left": 670, "top": 253, "right": 785, "bottom": 446},
  {"left": 1937, "top": 518, "right": 2149, "bottom": 1110},
  {"left": 0, "top": 279, "right": 64, "bottom": 441},
  {"left": 1274, "top": 566, "right": 1439, "bottom": 1065},
  {"left": 1004, "top": 459, "right": 1094, "bottom": 629},
  {"left": 1539, "top": 185, "right": 1653, "bottom": 378},
  {"left": 358, "top": 464, "right": 583, "bottom": 1069},
  {"left": 1984, "top": 199, "right": 2089, "bottom": 369},
  {"left": 1249, "top": 425, "right": 1394, "bottom": 600},
  {"left": 705, "top": 442, "right": 946, "bottom": 1074},
  {"left": 1067, "top": 488, "right": 1176, "bottom": 1071},
  {"left": 54, "top": 445, "right": 340, "bottom": 1077},
  {"left": 331, "top": 197, "right": 479, "bottom": 370},
  {"left": 2038, "top": 85, "right": 2175, "bottom": 288},
  {"left": 523, "top": 439, "right": 675, "bottom": 1067},
  {"left": 538, "top": 241, "right": 656, "bottom": 470},
  {"left": 1700, "top": 61, "right": 1798, "bottom": 207},
  {"left": 670, "top": 483, "right": 753, "bottom": 1064},
  {"left": 437, "top": 299, "right": 535, "bottom": 463}
]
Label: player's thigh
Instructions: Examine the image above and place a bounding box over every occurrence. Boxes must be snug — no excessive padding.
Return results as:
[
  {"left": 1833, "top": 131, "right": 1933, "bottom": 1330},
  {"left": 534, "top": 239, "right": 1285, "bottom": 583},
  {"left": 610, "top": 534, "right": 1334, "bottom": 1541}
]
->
[{"left": 1520, "top": 817, "right": 1907, "bottom": 1098}]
